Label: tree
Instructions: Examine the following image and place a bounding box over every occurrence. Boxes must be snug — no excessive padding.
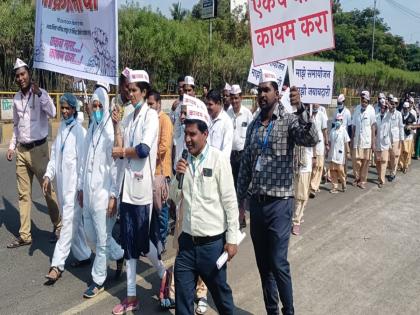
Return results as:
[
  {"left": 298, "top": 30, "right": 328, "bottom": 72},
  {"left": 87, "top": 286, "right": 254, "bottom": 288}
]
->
[{"left": 170, "top": 2, "right": 188, "bottom": 21}]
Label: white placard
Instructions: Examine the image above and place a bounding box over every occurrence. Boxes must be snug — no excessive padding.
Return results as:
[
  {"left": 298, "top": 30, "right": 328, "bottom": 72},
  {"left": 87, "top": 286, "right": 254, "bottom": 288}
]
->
[
  {"left": 247, "top": 60, "right": 288, "bottom": 87},
  {"left": 291, "top": 60, "right": 334, "bottom": 105},
  {"left": 34, "top": 0, "right": 118, "bottom": 85},
  {"left": 1, "top": 99, "right": 13, "bottom": 120},
  {"left": 249, "top": 0, "right": 335, "bottom": 66}
]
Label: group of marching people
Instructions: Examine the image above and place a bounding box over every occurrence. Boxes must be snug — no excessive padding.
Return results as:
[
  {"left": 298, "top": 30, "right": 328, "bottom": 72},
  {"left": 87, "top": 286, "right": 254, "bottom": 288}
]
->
[
  {"left": 6, "top": 57, "right": 420, "bottom": 315},
  {"left": 292, "top": 91, "right": 420, "bottom": 236}
]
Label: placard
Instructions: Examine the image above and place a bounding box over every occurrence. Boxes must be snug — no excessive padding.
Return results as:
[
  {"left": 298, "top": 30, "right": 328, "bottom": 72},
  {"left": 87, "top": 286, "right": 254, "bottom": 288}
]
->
[
  {"left": 249, "top": 0, "right": 334, "bottom": 66},
  {"left": 247, "top": 60, "right": 288, "bottom": 87},
  {"left": 291, "top": 60, "right": 334, "bottom": 105},
  {"left": 34, "top": 0, "right": 118, "bottom": 85}
]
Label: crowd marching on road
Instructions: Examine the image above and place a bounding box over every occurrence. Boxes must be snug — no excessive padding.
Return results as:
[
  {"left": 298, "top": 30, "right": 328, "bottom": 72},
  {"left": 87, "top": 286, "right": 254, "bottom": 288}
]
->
[{"left": 4, "top": 58, "right": 420, "bottom": 315}]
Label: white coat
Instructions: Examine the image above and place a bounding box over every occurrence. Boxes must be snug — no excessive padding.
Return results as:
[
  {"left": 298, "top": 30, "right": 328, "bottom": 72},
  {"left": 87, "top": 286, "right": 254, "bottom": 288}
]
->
[
  {"left": 112, "top": 104, "right": 159, "bottom": 205},
  {"left": 352, "top": 104, "right": 376, "bottom": 149},
  {"left": 328, "top": 126, "right": 350, "bottom": 165},
  {"left": 78, "top": 100, "right": 115, "bottom": 211},
  {"left": 375, "top": 112, "right": 391, "bottom": 151},
  {"left": 389, "top": 110, "right": 404, "bottom": 143}
]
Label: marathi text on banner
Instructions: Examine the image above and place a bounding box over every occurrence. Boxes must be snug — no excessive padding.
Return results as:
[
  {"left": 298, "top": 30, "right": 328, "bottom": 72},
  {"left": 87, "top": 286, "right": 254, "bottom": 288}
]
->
[
  {"left": 249, "top": 0, "right": 334, "bottom": 66},
  {"left": 34, "top": 0, "right": 118, "bottom": 85},
  {"left": 290, "top": 60, "right": 335, "bottom": 105},
  {"left": 247, "top": 60, "right": 288, "bottom": 87}
]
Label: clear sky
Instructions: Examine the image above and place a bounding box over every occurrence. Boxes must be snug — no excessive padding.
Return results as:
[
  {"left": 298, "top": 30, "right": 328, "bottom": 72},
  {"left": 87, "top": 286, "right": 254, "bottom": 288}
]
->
[{"left": 129, "top": 0, "right": 420, "bottom": 44}]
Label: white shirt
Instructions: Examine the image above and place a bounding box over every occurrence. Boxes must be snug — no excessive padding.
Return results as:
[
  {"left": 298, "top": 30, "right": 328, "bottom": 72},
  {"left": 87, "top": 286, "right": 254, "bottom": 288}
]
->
[
  {"left": 170, "top": 145, "right": 239, "bottom": 244},
  {"left": 389, "top": 110, "right": 404, "bottom": 143},
  {"left": 318, "top": 105, "right": 328, "bottom": 119},
  {"left": 334, "top": 106, "right": 352, "bottom": 128},
  {"left": 227, "top": 106, "right": 253, "bottom": 152},
  {"left": 111, "top": 104, "right": 159, "bottom": 205},
  {"left": 328, "top": 125, "right": 350, "bottom": 165},
  {"left": 208, "top": 110, "right": 234, "bottom": 158},
  {"left": 313, "top": 111, "right": 328, "bottom": 156},
  {"left": 351, "top": 104, "right": 376, "bottom": 149},
  {"left": 375, "top": 112, "right": 391, "bottom": 151}
]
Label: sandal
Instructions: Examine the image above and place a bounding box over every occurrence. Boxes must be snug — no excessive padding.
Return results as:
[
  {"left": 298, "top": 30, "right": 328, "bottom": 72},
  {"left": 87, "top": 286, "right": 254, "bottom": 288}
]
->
[
  {"left": 159, "top": 269, "right": 175, "bottom": 309},
  {"left": 44, "top": 266, "right": 63, "bottom": 286},
  {"left": 7, "top": 236, "right": 31, "bottom": 249},
  {"left": 195, "top": 297, "right": 208, "bottom": 315}
]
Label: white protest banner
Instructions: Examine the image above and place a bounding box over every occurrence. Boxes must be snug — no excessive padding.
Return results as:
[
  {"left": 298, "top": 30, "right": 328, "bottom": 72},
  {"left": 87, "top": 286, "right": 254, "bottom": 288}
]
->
[
  {"left": 249, "top": 0, "right": 334, "bottom": 66},
  {"left": 34, "top": 0, "right": 118, "bottom": 85},
  {"left": 247, "top": 60, "right": 288, "bottom": 87},
  {"left": 291, "top": 60, "right": 334, "bottom": 105}
]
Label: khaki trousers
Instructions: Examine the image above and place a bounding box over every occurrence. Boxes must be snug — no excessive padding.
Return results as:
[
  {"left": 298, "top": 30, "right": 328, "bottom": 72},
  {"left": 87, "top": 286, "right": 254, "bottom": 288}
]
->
[
  {"left": 375, "top": 150, "right": 389, "bottom": 185},
  {"left": 293, "top": 172, "right": 311, "bottom": 226},
  {"left": 388, "top": 141, "right": 401, "bottom": 176},
  {"left": 352, "top": 148, "right": 372, "bottom": 184},
  {"left": 15, "top": 142, "right": 61, "bottom": 241},
  {"left": 329, "top": 162, "right": 346, "bottom": 189},
  {"left": 399, "top": 139, "right": 413, "bottom": 170},
  {"left": 310, "top": 155, "right": 324, "bottom": 192}
]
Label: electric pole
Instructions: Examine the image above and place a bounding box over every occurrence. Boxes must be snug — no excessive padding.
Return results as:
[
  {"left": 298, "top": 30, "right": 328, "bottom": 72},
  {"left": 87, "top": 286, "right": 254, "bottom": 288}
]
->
[{"left": 371, "top": 0, "right": 377, "bottom": 61}]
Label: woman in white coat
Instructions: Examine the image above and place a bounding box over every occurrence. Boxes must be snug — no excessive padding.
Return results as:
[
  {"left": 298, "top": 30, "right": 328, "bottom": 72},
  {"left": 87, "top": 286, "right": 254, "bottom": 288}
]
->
[
  {"left": 110, "top": 69, "right": 164, "bottom": 315},
  {"left": 77, "top": 92, "right": 125, "bottom": 298},
  {"left": 42, "top": 93, "right": 91, "bottom": 285}
]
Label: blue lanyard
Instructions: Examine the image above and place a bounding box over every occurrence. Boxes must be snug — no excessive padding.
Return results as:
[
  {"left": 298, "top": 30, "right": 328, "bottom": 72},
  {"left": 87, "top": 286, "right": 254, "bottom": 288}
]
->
[
  {"left": 255, "top": 121, "right": 274, "bottom": 152},
  {"left": 189, "top": 145, "right": 209, "bottom": 175}
]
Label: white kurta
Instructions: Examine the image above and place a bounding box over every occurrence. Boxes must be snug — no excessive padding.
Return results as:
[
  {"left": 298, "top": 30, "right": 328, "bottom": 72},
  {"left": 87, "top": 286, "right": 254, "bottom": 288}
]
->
[
  {"left": 208, "top": 110, "right": 234, "bottom": 158},
  {"left": 45, "top": 120, "right": 91, "bottom": 270},
  {"left": 351, "top": 104, "right": 376, "bottom": 149}
]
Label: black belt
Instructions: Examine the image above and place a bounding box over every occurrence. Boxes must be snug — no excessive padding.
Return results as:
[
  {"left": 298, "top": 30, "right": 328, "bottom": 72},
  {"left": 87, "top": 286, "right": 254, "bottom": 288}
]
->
[
  {"left": 19, "top": 137, "right": 47, "bottom": 150},
  {"left": 252, "top": 194, "right": 290, "bottom": 203},
  {"left": 183, "top": 232, "right": 225, "bottom": 246}
]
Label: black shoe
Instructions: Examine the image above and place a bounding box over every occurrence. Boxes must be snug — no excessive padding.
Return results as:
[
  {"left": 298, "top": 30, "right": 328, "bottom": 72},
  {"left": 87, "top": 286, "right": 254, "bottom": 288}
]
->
[
  {"left": 115, "top": 257, "right": 124, "bottom": 279},
  {"left": 309, "top": 191, "right": 316, "bottom": 199},
  {"left": 389, "top": 175, "right": 395, "bottom": 182}
]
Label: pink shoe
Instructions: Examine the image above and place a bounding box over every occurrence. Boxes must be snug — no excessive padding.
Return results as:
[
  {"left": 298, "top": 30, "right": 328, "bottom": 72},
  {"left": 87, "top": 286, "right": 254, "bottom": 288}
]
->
[{"left": 112, "top": 298, "right": 139, "bottom": 315}]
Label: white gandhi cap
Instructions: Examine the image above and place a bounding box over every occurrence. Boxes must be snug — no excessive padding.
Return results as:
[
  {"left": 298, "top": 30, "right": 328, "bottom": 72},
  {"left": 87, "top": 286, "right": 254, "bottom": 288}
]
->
[
  {"left": 183, "top": 94, "right": 210, "bottom": 128},
  {"left": 184, "top": 76, "right": 195, "bottom": 86},
  {"left": 230, "top": 84, "right": 242, "bottom": 95},
  {"left": 14, "top": 58, "right": 28, "bottom": 70}
]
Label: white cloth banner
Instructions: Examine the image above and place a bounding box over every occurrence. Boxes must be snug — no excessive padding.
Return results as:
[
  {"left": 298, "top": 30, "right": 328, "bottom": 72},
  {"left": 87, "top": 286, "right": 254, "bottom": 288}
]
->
[
  {"left": 34, "top": 0, "right": 118, "bottom": 85},
  {"left": 249, "top": 0, "right": 334, "bottom": 66},
  {"left": 247, "top": 60, "right": 288, "bottom": 87},
  {"left": 291, "top": 60, "right": 334, "bottom": 105}
]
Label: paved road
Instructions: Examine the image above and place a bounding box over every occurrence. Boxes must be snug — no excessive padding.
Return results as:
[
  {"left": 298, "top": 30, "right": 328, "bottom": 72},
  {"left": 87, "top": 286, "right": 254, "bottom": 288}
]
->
[{"left": 1, "top": 147, "right": 419, "bottom": 315}]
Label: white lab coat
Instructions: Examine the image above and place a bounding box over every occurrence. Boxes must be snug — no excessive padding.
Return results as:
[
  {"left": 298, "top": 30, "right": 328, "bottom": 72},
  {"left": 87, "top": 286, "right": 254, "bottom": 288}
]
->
[
  {"left": 112, "top": 104, "right": 159, "bottom": 205},
  {"left": 313, "top": 111, "right": 328, "bottom": 156},
  {"left": 351, "top": 104, "right": 376, "bottom": 149},
  {"left": 45, "top": 119, "right": 91, "bottom": 270},
  {"left": 328, "top": 126, "right": 350, "bottom": 165},
  {"left": 208, "top": 110, "right": 234, "bottom": 158},
  {"left": 375, "top": 112, "right": 391, "bottom": 151},
  {"left": 389, "top": 110, "right": 404, "bottom": 143}
]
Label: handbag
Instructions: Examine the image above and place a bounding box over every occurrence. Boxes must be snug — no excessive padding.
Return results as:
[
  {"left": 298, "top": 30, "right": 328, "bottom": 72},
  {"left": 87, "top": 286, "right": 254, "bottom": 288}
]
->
[{"left": 149, "top": 127, "right": 169, "bottom": 214}]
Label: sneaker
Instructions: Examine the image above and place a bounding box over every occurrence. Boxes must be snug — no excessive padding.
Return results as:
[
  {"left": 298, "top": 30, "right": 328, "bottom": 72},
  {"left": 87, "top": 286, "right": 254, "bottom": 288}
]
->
[
  {"left": 292, "top": 225, "right": 300, "bottom": 236},
  {"left": 83, "top": 282, "right": 104, "bottom": 299},
  {"left": 112, "top": 298, "right": 140, "bottom": 315},
  {"left": 195, "top": 297, "right": 208, "bottom": 315}
]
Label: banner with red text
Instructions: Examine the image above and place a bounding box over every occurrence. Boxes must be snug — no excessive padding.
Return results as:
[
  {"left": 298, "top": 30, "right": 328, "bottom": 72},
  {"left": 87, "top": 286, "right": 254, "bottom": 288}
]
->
[
  {"left": 249, "top": 0, "right": 334, "bottom": 66},
  {"left": 34, "top": 0, "right": 118, "bottom": 85}
]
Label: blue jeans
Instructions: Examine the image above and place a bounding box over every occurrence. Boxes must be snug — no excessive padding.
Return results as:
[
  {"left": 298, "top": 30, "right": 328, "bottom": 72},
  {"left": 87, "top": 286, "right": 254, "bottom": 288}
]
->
[
  {"left": 159, "top": 203, "right": 170, "bottom": 247},
  {"left": 250, "top": 197, "right": 295, "bottom": 315},
  {"left": 174, "top": 233, "right": 234, "bottom": 315}
]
